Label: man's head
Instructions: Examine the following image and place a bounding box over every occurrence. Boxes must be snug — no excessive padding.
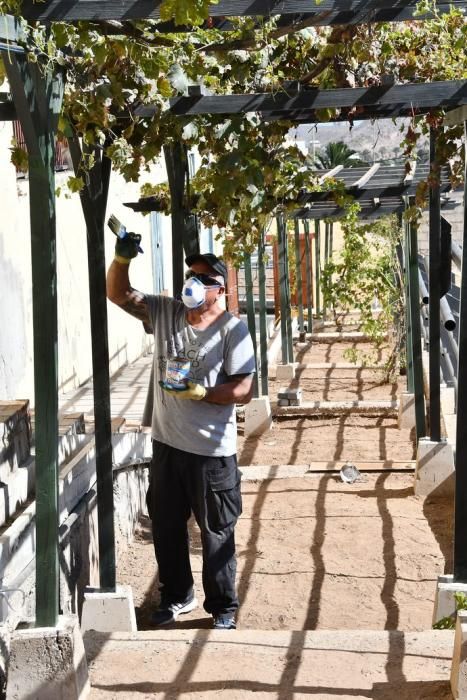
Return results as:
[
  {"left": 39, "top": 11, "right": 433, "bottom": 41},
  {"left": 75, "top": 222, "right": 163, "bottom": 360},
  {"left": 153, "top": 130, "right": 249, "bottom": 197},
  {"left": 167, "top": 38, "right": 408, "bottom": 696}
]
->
[{"left": 184, "top": 253, "right": 226, "bottom": 309}]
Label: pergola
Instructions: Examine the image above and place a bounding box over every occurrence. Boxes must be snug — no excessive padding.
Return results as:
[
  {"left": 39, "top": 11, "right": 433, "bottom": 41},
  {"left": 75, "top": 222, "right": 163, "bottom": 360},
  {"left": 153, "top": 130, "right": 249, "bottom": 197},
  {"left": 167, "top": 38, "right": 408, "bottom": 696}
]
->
[{"left": 1, "top": 1, "right": 467, "bottom": 632}]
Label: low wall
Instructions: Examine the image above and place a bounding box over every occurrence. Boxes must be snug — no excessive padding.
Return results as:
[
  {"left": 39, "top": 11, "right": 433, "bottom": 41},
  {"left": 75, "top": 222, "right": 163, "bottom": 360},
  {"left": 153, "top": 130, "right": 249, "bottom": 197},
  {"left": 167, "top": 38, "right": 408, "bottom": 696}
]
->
[{"left": 0, "top": 438, "right": 152, "bottom": 693}]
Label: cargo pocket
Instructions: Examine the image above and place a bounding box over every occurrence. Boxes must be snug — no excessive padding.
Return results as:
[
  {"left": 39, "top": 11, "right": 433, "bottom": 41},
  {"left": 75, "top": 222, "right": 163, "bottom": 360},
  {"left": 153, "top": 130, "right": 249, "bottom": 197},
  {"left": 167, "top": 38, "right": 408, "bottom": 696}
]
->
[{"left": 207, "top": 468, "right": 242, "bottom": 532}]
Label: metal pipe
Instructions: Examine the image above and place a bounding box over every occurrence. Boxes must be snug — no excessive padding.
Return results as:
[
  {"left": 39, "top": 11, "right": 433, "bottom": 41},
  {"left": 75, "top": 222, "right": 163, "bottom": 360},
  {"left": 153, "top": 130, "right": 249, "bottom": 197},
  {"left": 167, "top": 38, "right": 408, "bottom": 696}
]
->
[
  {"left": 419, "top": 270, "right": 429, "bottom": 304},
  {"left": 419, "top": 268, "right": 456, "bottom": 330}
]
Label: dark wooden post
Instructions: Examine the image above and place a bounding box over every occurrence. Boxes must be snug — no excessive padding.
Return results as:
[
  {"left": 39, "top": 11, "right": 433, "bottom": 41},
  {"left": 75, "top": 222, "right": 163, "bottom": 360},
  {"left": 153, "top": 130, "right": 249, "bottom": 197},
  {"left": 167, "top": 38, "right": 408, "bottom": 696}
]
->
[
  {"left": 454, "top": 119, "right": 467, "bottom": 581},
  {"left": 3, "top": 53, "right": 64, "bottom": 626},
  {"left": 164, "top": 143, "right": 199, "bottom": 295},
  {"left": 68, "top": 135, "right": 116, "bottom": 591},
  {"left": 429, "top": 128, "right": 441, "bottom": 442}
]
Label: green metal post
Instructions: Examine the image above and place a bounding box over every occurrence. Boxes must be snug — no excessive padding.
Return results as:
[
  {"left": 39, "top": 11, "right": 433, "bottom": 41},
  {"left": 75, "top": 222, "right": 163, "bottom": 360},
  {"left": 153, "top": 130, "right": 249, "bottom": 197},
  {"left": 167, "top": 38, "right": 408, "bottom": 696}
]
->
[
  {"left": 407, "top": 216, "right": 426, "bottom": 439},
  {"left": 68, "top": 135, "right": 116, "bottom": 591},
  {"left": 244, "top": 253, "right": 259, "bottom": 398},
  {"left": 277, "top": 215, "right": 290, "bottom": 363},
  {"left": 284, "top": 223, "right": 294, "bottom": 362},
  {"left": 3, "top": 53, "right": 64, "bottom": 627},
  {"left": 314, "top": 219, "right": 321, "bottom": 317},
  {"left": 304, "top": 219, "right": 313, "bottom": 334},
  {"left": 294, "top": 220, "right": 304, "bottom": 333},
  {"left": 404, "top": 214, "right": 414, "bottom": 393},
  {"left": 258, "top": 233, "right": 269, "bottom": 396}
]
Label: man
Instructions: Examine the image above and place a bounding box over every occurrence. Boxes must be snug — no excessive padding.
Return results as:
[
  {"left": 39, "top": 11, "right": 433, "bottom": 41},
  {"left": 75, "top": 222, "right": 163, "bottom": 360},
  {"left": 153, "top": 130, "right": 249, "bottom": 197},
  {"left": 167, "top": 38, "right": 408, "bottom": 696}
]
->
[{"left": 106, "top": 232, "right": 255, "bottom": 630}]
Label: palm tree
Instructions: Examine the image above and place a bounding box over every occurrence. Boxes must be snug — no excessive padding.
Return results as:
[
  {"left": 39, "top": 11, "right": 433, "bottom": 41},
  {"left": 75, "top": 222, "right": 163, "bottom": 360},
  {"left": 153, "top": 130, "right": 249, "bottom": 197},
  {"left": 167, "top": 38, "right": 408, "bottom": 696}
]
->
[{"left": 314, "top": 141, "right": 367, "bottom": 169}]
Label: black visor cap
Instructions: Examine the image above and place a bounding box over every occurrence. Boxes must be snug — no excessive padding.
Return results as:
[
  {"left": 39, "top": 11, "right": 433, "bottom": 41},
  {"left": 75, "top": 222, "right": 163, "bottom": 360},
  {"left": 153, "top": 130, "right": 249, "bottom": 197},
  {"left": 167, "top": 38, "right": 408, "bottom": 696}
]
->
[{"left": 185, "top": 253, "right": 227, "bottom": 284}]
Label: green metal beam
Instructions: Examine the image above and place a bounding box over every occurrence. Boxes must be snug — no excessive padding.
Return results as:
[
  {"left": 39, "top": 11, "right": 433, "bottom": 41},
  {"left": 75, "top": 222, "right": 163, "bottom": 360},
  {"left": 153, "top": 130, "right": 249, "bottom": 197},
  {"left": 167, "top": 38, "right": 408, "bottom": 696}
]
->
[{"left": 2, "top": 51, "right": 64, "bottom": 627}]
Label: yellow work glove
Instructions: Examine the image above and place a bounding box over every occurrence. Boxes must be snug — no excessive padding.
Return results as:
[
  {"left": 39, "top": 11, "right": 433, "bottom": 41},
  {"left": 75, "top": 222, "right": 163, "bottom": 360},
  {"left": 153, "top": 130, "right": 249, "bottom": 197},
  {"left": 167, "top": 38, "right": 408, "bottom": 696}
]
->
[{"left": 159, "top": 380, "right": 207, "bottom": 401}]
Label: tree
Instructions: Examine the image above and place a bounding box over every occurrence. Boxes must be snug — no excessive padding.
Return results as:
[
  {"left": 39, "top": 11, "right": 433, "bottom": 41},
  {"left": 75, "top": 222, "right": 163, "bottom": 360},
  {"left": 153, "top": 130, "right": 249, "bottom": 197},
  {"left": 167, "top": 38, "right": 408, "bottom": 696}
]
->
[{"left": 314, "top": 141, "right": 367, "bottom": 169}]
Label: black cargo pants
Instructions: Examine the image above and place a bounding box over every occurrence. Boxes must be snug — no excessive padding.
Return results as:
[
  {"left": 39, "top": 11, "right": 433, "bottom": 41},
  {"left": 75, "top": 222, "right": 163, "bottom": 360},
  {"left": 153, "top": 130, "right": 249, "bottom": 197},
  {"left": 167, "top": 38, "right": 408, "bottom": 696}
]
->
[{"left": 146, "top": 439, "right": 242, "bottom": 615}]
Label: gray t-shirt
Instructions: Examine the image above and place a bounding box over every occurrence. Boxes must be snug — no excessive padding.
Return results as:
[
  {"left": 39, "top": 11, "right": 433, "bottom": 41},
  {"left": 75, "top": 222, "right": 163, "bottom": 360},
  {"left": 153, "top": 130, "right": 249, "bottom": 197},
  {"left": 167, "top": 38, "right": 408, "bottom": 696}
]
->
[{"left": 142, "top": 295, "right": 255, "bottom": 457}]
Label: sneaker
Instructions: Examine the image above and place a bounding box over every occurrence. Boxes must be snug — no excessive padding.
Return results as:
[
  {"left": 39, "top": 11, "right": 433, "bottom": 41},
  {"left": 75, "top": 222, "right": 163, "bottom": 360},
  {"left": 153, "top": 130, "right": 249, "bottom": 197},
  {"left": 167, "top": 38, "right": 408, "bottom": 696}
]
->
[
  {"left": 213, "top": 614, "right": 236, "bottom": 630},
  {"left": 150, "top": 594, "right": 198, "bottom": 626}
]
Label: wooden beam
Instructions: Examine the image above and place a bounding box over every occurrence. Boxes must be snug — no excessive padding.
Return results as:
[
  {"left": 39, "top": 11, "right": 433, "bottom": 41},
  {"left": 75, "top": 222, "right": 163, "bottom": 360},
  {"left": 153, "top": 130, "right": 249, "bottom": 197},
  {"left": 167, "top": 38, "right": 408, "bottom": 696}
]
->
[
  {"left": 16, "top": 0, "right": 467, "bottom": 21},
  {"left": 168, "top": 81, "right": 467, "bottom": 118}
]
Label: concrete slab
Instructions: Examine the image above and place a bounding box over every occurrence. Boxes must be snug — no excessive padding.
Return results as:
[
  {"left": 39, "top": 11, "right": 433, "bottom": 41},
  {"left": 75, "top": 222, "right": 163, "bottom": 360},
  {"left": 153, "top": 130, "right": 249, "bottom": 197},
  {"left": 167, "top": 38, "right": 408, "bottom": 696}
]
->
[
  {"left": 433, "top": 575, "right": 467, "bottom": 626},
  {"left": 240, "top": 461, "right": 416, "bottom": 481},
  {"left": 415, "top": 438, "right": 455, "bottom": 497},
  {"left": 398, "top": 391, "right": 416, "bottom": 430},
  {"left": 243, "top": 397, "right": 272, "bottom": 438},
  {"left": 6, "top": 615, "right": 90, "bottom": 700},
  {"left": 81, "top": 586, "right": 137, "bottom": 634},
  {"left": 451, "top": 609, "right": 467, "bottom": 699},
  {"left": 275, "top": 363, "right": 296, "bottom": 381},
  {"left": 84, "top": 628, "right": 454, "bottom": 699},
  {"left": 274, "top": 399, "right": 398, "bottom": 417}
]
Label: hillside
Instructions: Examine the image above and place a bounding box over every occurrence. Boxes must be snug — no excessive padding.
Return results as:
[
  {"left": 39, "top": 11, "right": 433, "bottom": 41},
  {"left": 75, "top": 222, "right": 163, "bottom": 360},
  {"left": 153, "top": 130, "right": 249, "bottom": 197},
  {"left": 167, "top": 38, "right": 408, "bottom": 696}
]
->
[{"left": 293, "top": 118, "right": 429, "bottom": 165}]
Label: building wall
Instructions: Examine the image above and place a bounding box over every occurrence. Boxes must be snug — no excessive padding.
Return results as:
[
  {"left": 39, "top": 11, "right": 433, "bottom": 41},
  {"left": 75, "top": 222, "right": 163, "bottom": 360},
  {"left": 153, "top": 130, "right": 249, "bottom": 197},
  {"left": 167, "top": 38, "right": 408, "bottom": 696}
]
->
[{"left": 0, "top": 120, "right": 173, "bottom": 405}]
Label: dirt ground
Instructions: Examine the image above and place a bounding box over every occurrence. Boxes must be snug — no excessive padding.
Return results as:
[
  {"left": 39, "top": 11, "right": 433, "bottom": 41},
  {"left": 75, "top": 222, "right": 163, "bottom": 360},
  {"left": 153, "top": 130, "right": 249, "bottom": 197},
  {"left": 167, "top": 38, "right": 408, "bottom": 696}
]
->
[
  {"left": 118, "top": 472, "right": 451, "bottom": 634},
  {"left": 91, "top": 336, "right": 455, "bottom": 699}
]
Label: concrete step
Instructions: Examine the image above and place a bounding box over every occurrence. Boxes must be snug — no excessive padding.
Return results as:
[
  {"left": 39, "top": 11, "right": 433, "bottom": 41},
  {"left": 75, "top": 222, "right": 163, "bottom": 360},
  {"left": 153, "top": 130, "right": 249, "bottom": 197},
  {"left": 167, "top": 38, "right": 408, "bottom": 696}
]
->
[
  {"left": 0, "top": 400, "right": 31, "bottom": 481},
  {"left": 85, "top": 628, "right": 454, "bottom": 699}
]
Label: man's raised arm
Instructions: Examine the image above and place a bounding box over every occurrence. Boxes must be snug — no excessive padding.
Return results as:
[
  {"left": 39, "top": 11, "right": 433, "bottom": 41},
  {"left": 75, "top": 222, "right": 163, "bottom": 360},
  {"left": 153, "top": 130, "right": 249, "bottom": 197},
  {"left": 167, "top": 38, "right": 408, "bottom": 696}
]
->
[{"left": 106, "top": 231, "right": 150, "bottom": 325}]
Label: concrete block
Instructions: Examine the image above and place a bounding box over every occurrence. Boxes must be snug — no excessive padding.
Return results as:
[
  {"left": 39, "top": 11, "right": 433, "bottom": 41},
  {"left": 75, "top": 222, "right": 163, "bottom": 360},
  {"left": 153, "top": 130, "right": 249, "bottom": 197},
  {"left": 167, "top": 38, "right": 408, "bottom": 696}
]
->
[
  {"left": 451, "top": 609, "right": 467, "bottom": 699},
  {"left": 276, "top": 363, "right": 296, "bottom": 381},
  {"left": 80, "top": 585, "right": 137, "bottom": 633},
  {"left": 6, "top": 615, "right": 90, "bottom": 700},
  {"left": 277, "top": 387, "right": 302, "bottom": 401},
  {"left": 0, "top": 457, "right": 35, "bottom": 527},
  {"left": 433, "top": 574, "right": 467, "bottom": 625},
  {"left": 398, "top": 391, "right": 415, "bottom": 430},
  {"left": 244, "top": 398, "right": 272, "bottom": 438},
  {"left": 441, "top": 385, "right": 456, "bottom": 416},
  {"left": 444, "top": 414, "right": 457, "bottom": 444},
  {"left": 415, "top": 438, "right": 455, "bottom": 497}
]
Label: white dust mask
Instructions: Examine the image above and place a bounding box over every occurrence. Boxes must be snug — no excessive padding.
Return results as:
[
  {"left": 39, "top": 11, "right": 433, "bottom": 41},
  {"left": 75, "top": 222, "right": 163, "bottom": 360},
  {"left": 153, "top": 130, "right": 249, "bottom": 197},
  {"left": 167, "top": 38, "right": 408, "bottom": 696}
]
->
[{"left": 181, "top": 276, "right": 206, "bottom": 309}]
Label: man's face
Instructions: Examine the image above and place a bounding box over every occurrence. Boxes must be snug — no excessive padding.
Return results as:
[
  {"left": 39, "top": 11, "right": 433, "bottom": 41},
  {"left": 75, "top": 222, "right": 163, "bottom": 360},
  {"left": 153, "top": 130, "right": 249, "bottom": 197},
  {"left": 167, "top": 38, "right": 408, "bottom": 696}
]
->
[{"left": 189, "top": 261, "right": 225, "bottom": 308}]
